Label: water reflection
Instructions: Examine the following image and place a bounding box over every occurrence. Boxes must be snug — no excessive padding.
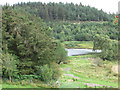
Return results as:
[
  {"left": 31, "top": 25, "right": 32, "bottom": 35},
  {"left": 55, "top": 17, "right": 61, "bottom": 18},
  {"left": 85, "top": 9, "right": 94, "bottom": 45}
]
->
[{"left": 65, "top": 49, "right": 101, "bottom": 56}]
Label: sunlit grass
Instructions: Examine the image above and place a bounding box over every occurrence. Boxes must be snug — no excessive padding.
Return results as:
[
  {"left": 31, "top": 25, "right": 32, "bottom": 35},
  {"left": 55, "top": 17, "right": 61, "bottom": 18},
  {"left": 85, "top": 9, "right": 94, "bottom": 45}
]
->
[
  {"left": 2, "top": 84, "right": 33, "bottom": 88},
  {"left": 2, "top": 79, "right": 51, "bottom": 88},
  {"left": 60, "top": 55, "right": 118, "bottom": 88},
  {"left": 62, "top": 41, "right": 93, "bottom": 49}
]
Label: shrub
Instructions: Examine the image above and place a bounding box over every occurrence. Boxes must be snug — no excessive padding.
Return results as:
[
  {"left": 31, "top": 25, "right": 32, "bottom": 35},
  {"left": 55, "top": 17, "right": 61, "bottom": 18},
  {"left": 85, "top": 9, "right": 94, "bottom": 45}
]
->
[
  {"left": 36, "top": 62, "right": 62, "bottom": 84},
  {"left": 40, "top": 64, "right": 53, "bottom": 83},
  {"left": 93, "top": 34, "right": 118, "bottom": 60},
  {"left": 16, "top": 75, "right": 41, "bottom": 80},
  {"left": 50, "top": 62, "right": 62, "bottom": 80},
  {"left": 1, "top": 52, "right": 19, "bottom": 81},
  {"left": 53, "top": 41, "right": 67, "bottom": 64}
]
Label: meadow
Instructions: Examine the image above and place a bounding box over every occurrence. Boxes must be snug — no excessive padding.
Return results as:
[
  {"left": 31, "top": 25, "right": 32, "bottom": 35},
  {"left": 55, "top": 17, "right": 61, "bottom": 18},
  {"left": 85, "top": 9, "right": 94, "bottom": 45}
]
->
[
  {"left": 60, "top": 55, "right": 118, "bottom": 88},
  {"left": 62, "top": 41, "right": 93, "bottom": 49}
]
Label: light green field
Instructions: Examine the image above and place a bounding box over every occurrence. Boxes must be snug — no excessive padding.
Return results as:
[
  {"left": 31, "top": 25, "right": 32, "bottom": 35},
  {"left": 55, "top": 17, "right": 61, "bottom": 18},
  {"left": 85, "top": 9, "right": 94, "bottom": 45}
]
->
[
  {"left": 60, "top": 55, "right": 118, "bottom": 88},
  {"left": 2, "top": 84, "right": 33, "bottom": 88},
  {"left": 62, "top": 41, "right": 93, "bottom": 49}
]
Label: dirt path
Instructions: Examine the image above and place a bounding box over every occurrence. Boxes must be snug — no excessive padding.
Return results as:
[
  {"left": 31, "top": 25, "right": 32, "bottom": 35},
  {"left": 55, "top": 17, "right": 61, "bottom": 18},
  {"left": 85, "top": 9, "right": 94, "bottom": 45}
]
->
[
  {"left": 63, "top": 67, "right": 71, "bottom": 71},
  {"left": 64, "top": 74, "right": 80, "bottom": 79},
  {"left": 60, "top": 56, "right": 118, "bottom": 88}
]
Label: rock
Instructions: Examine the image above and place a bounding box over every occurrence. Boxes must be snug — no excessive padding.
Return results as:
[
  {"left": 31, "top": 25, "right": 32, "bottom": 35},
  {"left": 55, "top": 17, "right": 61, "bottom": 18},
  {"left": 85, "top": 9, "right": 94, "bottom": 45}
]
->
[
  {"left": 67, "top": 79, "right": 73, "bottom": 82},
  {"left": 111, "top": 65, "right": 120, "bottom": 74}
]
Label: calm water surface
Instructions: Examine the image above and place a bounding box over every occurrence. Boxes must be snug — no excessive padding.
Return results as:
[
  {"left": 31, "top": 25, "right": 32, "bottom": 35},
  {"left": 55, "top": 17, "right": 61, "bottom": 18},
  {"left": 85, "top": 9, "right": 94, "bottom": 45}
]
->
[{"left": 65, "top": 49, "right": 101, "bottom": 56}]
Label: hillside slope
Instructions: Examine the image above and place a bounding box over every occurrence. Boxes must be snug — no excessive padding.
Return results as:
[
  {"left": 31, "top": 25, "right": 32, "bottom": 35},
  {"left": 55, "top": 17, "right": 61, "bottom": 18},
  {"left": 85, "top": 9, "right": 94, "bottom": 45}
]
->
[{"left": 13, "top": 2, "right": 114, "bottom": 21}]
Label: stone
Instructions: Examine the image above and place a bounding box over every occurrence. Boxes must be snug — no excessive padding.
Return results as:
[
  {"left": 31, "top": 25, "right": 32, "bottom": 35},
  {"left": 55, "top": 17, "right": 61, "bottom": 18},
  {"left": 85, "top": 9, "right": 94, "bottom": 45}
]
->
[{"left": 111, "top": 65, "right": 120, "bottom": 74}]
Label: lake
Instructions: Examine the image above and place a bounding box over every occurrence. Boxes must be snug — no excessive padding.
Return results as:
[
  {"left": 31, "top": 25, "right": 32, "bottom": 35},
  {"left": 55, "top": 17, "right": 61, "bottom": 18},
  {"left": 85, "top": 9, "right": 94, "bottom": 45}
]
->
[{"left": 65, "top": 49, "right": 101, "bottom": 56}]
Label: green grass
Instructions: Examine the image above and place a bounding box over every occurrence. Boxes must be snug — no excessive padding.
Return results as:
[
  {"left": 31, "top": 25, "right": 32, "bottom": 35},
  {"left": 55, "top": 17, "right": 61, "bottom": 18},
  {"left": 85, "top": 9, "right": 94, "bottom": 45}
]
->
[
  {"left": 0, "top": 85, "right": 2, "bottom": 89},
  {"left": 60, "top": 55, "right": 118, "bottom": 88},
  {"left": 1, "top": 80, "right": 52, "bottom": 88},
  {"left": 1, "top": 82, "right": 51, "bottom": 88},
  {"left": 1, "top": 53, "right": 118, "bottom": 88},
  {"left": 62, "top": 41, "right": 93, "bottom": 49},
  {"left": 2, "top": 84, "right": 33, "bottom": 88}
]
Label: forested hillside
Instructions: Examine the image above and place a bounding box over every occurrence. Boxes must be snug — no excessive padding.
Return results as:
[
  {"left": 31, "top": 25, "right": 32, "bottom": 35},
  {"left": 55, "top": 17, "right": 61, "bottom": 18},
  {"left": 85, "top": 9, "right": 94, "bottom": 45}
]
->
[
  {"left": 11, "top": 2, "right": 118, "bottom": 41},
  {"left": 13, "top": 2, "right": 113, "bottom": 21},
  {"left": 1, "top": 2, "right": 119, "bottom": 88},
  {"left": 47, "top": 21, "right": 118, "bottom": 41}
]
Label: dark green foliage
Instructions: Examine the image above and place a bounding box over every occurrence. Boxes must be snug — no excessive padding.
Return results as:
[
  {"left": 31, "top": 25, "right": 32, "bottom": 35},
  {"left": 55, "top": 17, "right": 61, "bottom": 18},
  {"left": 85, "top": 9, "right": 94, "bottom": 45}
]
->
[
  {"left": 13, "top": 2, "right": 113, "bottom": 21},
  {"left": 47, "top": 21, "right": 118, "bottom": 41},
  {"left": 39, "top": 65, "right": 53, "bottom": 83},
  {"left": 1, "top": 52, "right": 19, "bottom": 81},
  {"left": 93, "top": 34, "right": 118, "bottom": 60},
  {"left": 36, "top": 62, "right": 62, "bottom": 83},
  {"left": 50, "top": 62, "right": 62, "bottom": 80},
  {"left": 14, "top": 75, "right": 41, "bottom": 80},
  {"left": 52, "top": 41, "right": 67, "bottom": 64},
  {"left": 33, "top": 62, "right": 61, "bottom": 83},
  {"left": 118, "top": 14, "right": 120, "bottom": 61},
  {"left": 2, "top": 5, "right": 67, "bottom": 82}
]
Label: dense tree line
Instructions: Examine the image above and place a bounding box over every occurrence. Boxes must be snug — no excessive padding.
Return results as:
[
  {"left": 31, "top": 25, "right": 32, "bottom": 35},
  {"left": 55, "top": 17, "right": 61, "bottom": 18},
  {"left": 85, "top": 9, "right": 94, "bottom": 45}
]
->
[
  {"left": 13, "top": 2, "right": 113, "bottom": 21},
  {"left": 1, "top": 5, "right": 67, "bottom": 84},
  {"left": 46, "top": 21, "right": 118, "bottom": 41}
]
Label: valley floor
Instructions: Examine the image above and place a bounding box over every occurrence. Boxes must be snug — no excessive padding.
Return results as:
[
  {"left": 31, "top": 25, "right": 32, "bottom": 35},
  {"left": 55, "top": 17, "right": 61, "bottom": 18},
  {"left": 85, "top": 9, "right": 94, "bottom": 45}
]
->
[
  {"left": 59, "top": 54, "right": 118, "bottom": 88},
  {"left": 1, "top": 54, "right": 118, "bottom": 88}
]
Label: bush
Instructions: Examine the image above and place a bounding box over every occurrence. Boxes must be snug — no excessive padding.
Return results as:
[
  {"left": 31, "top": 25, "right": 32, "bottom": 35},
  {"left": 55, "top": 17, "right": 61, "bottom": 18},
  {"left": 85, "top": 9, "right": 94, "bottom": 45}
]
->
[
  {"left": 15, "top": 75, "right": 41, "bottom": 80},
  {"left": 93, "top": 34, "right": 118, "bottom": 60},
  {"left": 1, "top": 52, "right": 19, "bottom": 81},
  {"left": 50, "top": 62, "right": 62, "bottom": 80},
  {"left": 54, "top": 41, "right": 67, "bottom": 64},
  {"left": 40, "top": 64, "right": 53, "bottom": 83},
  {"left": 36, "top": 62, "right": 62, "bottom": 84}
]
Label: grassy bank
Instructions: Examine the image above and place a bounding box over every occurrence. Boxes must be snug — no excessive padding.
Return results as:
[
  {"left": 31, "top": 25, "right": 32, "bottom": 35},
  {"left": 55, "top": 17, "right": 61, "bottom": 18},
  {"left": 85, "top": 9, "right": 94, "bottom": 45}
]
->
[
  {"left": 1, "top": 81, "right": 52, "bottom": 88},
  {"left": 62, "top": 41, "right": 93, "bottom": 49},
  {"left": 2, "top": 84, "right": 33, "bottom": 88},
  {"left": 1, "top": 54, "right": 118, "bottom": 88},
  {"left": 60, "top": 54, "right": 118, "bottom": 88},
  {"left": 1, "top": 79, "right": 52, "bottom": 88}
]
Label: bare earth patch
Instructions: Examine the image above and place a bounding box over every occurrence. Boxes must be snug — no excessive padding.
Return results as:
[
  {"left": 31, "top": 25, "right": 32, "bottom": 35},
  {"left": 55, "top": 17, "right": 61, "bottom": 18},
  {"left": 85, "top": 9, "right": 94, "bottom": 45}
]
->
[
  {"left": 84, "top": 83, "right": 113, "bottom": 88},
  {"left": 64, "top": 74, "right": 80, "bottom": 79},
  {"left": 64, "top": 67, "right": 71, "bottom": 71}
]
